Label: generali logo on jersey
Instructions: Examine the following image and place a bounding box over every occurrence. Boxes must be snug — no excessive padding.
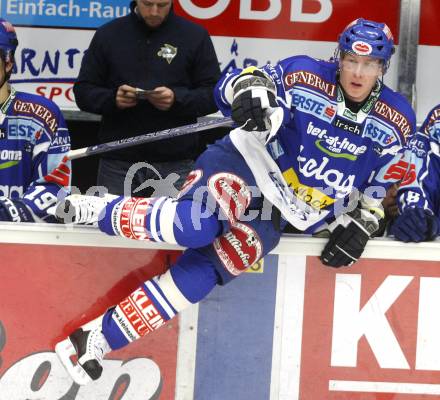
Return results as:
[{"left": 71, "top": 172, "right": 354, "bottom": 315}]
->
[
  {"left": 174, "top": 0, "right": 399, "bottom": 42},
  {"left": 299, "top": 258, "right": 440, "bottom": 399}
]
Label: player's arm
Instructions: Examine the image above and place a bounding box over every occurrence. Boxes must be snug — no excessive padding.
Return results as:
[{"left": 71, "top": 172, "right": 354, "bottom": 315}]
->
[
  {"left": 390, "top": 114, "right": 440, "bottom": 242},
  {"left": 320, "top": 124, "right": 416, "bottom": 267},
  {"left": 4, "top": 113, "right": 72, "bottom": 223},
  {"left": 73, "top": 30, "right": 116, "bottom": 115},
  {"left": 215, "top": 65, "right": 281, "bottom": 131},
  {"left": 0, "top": 197, "right": 36, "bottom": 222},
  {"left": 0, "top": 163, "right": 70, "bottom": 223},
  {"left": 391, "top": 189, "right": 438, "bottom": 242},
  {"left": 355, "top": 106, "right": 439, "bottom": 242}
]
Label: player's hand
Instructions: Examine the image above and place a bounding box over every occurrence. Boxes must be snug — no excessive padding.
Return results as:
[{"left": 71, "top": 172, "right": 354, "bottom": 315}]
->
[
  {"left": 390, "top": 207, "right": 439, "bottom": 242},
  {"left": 231, "top": 69, "right": 278, "bottom": 131},
  {"left": 382, "top": 183, "right": 399, "bottom": 218},
  {"left": 145, "top": 86, "right": 175, "bottom": 111},
  {"left": 116, "top": 84, "right": 138, "bottom": 109},
  {"left": 320, "top": 220, "right": 370, "bottom": 267}
]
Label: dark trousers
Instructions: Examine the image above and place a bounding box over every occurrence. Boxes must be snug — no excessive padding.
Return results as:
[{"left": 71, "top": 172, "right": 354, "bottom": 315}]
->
[{"left": 96, "top": 158, "right": 194, "bottom": 197}]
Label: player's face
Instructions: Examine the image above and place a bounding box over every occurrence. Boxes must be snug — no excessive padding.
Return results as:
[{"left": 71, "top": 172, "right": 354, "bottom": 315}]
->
[
  {"left": 0, "top": 57, "right": 4, "bottom": 82},
  {"left": 0, "top": 56, "right": 13, "bottom": 90},
  {"left": 136, "top": 0, "right": 172, "bottom": 29},
  {"left": 339, "top": 53, "right": 383, "bottom": 102}
]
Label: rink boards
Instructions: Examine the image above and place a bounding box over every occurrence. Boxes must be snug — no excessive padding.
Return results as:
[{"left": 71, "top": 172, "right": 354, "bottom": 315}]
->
[{"left": 0, "top": 223, "right": 439, "bottom": 400}]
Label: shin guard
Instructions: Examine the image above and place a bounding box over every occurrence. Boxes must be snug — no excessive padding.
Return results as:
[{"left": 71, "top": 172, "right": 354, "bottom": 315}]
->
[
  {"left": 101, "top": 249, "right": 219, "bottom": 350},
  {"left": 99, "top": 196, "right": 222, "bottom": 247}
]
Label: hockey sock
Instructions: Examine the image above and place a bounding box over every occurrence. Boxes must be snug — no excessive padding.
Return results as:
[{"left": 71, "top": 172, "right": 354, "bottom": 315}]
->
[
  {"left": 98, "top": 196, "right": 223, "bottom": 247},
  {"left": 102, "top": 249, "right": 219, "bottom": 350}
]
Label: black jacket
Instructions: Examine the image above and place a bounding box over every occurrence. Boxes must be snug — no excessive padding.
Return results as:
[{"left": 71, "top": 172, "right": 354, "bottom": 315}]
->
[{"left": 73, "top": 2, "right": 220, "bottom": 161}]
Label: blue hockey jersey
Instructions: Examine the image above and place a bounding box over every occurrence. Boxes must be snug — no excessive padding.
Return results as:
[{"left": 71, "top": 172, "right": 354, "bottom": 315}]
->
[
  {"left": 215, "top": 55, "right": 417, "bottom": 227},
  {"left": 0, "top": 87, "right": 71, "bottom": 222},
  {"left": 398, "top": 104, "right": 440, "bottom": 217}
]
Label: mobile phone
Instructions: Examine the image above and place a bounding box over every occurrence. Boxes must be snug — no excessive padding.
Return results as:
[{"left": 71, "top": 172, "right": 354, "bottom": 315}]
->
[{"left": 135, "top": 87, "right": 156, "bottom": 99}]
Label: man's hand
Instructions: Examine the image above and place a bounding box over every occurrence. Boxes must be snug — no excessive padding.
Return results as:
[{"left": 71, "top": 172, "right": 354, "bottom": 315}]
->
[
  {"left": 115, "top": 85, "right": 175, "bottom": 111},
  {"left": 231, "top": 69, "right": 278, "bottom": 131},
  {"left": 390, "top": 207, "right": 439, "bottom": 242},
  {"left": 145, "top": 86, "right": 175, "bottom": 111},
  {"left": 116, "top": 84, "right": 138, "bottom": 109}
]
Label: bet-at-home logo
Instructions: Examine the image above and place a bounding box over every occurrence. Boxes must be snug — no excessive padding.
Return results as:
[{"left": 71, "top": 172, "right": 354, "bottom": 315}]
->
[{"left": 306, "top": 121, "right": 366, "bottom": 160}]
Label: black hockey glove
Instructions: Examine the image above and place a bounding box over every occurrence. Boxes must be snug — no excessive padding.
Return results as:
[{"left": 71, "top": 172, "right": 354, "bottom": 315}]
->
[
  {"left": 231, "top": 69, "right": 278, "bottom": 131},
  {"left": 320, "top": 209, "right": 378, "bottom": 268},
  {"left": 321, "top": 222, "right": 370, "bottom": 267}
]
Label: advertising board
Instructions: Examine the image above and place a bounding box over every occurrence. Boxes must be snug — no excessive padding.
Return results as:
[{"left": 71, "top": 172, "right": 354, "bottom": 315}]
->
[
  {"left": 1, "top": 224, "right": 439, "bottom": 399},
  {"left": 6, "top": 0, "right": 421, "bottom": 116}
]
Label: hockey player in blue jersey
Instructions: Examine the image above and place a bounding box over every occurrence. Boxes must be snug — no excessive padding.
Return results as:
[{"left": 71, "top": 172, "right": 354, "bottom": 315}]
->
[
  {"left": 0, "top": 18, "right": 71, "bottom": 222},
  {"left": 390, "top": 104, "right": 440, "bottom": 242},
  {"left": 54, "top": 18, "right": 417, "bottom": 385}
]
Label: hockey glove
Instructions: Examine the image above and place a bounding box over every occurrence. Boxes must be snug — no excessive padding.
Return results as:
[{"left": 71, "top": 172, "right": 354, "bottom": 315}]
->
[
  {"left": 389, "top": 207, "right": 439, "bottom": 242},
  {"left": 231, "top": 68, "right": 278, "bottom": 131},
  {"left": 320, "top": 208, "right": 378, "bottom": 268},
  {"left": 0, "top": 197, "right": 34, "bottom": 222}
]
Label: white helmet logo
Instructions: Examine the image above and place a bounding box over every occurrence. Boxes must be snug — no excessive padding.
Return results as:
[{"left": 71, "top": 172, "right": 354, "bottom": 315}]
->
[{"left": 352, "top": 41, "right": 372, "bottom": 55}]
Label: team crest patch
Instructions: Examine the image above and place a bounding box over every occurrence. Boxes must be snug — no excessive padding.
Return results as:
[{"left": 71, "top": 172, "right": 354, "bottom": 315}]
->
[{"left": 157, "top": 44, "right": 177, "bottom": 64}]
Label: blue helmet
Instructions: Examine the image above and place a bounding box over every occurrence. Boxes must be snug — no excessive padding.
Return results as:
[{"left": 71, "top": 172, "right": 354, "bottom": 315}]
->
[
  {"left": 0, "top": 18, "right": 18, "bottom": 61},
  {"left": 339, "top": 18, "right": 395, "bottom": 65}
]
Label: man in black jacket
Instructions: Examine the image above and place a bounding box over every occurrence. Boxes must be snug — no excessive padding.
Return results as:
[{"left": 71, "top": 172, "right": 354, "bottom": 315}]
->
[{"left": 74, "top": 0, "right": 220, "bottom": 196}]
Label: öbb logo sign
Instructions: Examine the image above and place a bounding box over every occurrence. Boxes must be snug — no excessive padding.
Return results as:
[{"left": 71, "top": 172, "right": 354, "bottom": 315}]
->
[{"left": 178, "top": 0, "right": 332, "bottom": 22}]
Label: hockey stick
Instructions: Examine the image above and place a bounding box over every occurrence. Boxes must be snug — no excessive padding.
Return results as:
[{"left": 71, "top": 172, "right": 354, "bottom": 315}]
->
[{"left": 67, "top": 116, "right": 233, "bottom": 160}]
